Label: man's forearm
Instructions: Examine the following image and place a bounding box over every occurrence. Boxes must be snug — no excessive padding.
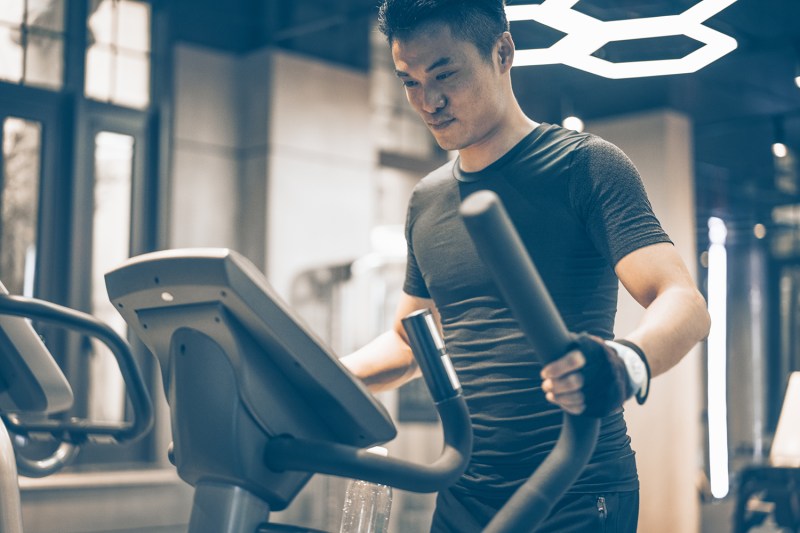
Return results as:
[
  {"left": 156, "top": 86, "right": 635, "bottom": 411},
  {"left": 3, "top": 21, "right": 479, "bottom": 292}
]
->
[
  {"left": 623, "top": 285, "right": 711, "bottom": 378},
  {"left": 341, "top": 329, "right": 421, "bottom": 393}
]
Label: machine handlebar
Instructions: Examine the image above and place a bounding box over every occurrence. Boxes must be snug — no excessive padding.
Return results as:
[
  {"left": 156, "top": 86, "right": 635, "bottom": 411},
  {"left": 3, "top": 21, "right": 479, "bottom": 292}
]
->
[
  {"left": 0, "top": 294, "right": 154, "bottom": 477},
  {"left": 264, "top": 310, "right": 473, "bottom": 493},
  {"left": 459, "top": 190, "right": 601, "bottom": 532}
]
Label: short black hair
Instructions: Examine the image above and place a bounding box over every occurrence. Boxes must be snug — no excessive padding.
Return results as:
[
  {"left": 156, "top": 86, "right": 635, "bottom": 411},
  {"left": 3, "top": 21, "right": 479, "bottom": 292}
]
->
[{"left": 377, "top": 0, "right": 509, "bottom": 61}]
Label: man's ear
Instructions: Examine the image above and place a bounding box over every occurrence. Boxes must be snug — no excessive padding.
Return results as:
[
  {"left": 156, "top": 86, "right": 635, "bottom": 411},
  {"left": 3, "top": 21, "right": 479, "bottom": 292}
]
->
[{"left": 497, "top": 32, "right": 514, "bottom": 72}]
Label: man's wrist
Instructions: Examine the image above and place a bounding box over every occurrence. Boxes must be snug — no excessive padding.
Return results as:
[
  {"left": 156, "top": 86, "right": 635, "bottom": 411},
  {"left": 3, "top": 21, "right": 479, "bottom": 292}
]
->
[{"left": 605, "top": 339, "right": 651, "bottom": 404}]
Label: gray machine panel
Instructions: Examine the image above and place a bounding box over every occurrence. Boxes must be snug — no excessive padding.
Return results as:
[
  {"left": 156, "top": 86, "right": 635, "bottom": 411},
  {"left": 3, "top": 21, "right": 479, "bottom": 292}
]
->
[{"left": 105, "top": 248, "right": 396, "bottom": 447}]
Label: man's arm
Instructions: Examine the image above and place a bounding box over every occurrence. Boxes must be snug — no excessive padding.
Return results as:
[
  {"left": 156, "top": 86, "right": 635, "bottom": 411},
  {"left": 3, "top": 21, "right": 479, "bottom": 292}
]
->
[
  {"left": 341, "top": 292, "right": 437, "bottom": 393},
  {"left": 613, "top": 242, "right": 711, "bottom": 378},
  {"left": 541, "top": 242, "right": 711, "bottom": 415}
]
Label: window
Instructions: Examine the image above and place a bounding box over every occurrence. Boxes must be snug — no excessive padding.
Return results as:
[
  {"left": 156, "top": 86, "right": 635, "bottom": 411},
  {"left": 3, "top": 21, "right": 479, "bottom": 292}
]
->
[
  {"left": 0, "top": 117, "right": 42, "bottom": 296},
  {"left": 88, "top": 131, "right": 134, "bottom": 422},
  {"left": 0, "top": 0, "right": 163, "bottom": 470},
  {"left": 0, "top": 0, "right": 66, "bottom": 89},
  {"left": 86, "top": 0, "right": 151, "bottom": 108}
]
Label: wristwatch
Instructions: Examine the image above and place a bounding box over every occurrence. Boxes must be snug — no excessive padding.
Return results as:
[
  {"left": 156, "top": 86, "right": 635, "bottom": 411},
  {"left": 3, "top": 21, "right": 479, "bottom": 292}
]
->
[{"left": 605, "top": 339, "right": 651, "bottom": 405}]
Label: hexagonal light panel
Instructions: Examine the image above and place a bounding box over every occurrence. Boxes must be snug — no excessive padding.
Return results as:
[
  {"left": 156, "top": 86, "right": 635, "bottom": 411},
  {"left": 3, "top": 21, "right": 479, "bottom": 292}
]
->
[{"left": 507, "top": 0, "right": 738, "bottom": 78}]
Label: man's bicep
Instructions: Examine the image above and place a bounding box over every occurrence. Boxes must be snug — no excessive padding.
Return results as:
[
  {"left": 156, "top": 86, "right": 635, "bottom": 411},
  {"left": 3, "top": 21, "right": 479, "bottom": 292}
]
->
[{"left": 615, "top": 242, "right": 697, "bottom": 308}]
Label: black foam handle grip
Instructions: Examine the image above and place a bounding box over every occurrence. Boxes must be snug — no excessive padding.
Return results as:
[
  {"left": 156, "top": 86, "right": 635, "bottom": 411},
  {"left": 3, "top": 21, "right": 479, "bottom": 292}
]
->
[
  {"left": 459, "top": 190, "right": 572, "bottom": 362},
  {"left": 459, "top": 190, "right": 600, "bottom": 533}
]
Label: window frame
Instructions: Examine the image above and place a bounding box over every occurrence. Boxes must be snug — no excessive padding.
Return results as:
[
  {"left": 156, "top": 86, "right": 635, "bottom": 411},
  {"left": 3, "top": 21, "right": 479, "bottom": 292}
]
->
[
  {"left": 0, "top": 0, "right": 171, "bottom": 470},
  {"left": 66, "top": 99, "right": 159, "bottom": 466},
  {"left": 0, "top": 83, "right": 67, "bottom": 304}
]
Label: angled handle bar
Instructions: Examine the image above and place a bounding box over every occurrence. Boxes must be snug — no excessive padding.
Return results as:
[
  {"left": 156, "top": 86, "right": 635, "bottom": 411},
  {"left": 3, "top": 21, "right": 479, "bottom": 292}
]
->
[
  {"left": 264, "top": 309, "right": 472, "bottom": 493},
  {"left": 0, "top": 294, "right": 154, "bottom": 477},
  {"left": 459, "top": 190, "right": 601, "bottom": 533}
]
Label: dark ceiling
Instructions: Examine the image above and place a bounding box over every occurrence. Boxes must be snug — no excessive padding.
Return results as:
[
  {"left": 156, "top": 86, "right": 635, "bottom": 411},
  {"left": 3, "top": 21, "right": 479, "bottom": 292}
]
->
[{"left": 171, "top": 0, "right": 800, "bottom": 237}]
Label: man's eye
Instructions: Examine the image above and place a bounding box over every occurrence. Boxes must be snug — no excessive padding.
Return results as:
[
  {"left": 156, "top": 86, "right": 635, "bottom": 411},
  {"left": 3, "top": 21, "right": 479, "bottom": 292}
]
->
[
  {"left": 402, "top": 80, "right": 419, "bottom": 88},
  {"left": 436, "top": 71, "right": 454, "bottom": 81}
]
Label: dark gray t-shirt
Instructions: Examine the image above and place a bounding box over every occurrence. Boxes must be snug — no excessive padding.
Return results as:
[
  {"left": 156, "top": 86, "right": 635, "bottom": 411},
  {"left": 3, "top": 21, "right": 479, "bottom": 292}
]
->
[{"left": 403, "top": 123, "right": 671, "bottom": 501}]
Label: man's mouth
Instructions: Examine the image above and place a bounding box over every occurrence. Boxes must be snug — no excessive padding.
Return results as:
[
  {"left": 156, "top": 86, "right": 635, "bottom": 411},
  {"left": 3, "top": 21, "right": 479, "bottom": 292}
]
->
[{"left": 428, "top": 118, "right": 455, "bottom": 131}]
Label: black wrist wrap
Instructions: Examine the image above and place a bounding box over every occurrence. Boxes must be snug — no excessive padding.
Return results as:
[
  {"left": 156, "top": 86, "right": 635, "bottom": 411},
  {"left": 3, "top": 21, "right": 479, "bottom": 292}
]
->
[{"left": 572, "top": 333, "right": 634, "bottom": 418}]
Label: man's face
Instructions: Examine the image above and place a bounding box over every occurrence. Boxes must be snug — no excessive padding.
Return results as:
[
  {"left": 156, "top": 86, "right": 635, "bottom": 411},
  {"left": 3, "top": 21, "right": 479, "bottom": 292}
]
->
[{"left": 392, "top": 24, "right": 507, "bottom": 152}]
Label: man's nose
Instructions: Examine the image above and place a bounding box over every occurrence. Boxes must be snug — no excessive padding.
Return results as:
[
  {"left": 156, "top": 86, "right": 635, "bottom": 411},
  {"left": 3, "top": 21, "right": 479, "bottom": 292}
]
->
[{"left": 421, "top": 88, "right": 446, "bottom": 114}]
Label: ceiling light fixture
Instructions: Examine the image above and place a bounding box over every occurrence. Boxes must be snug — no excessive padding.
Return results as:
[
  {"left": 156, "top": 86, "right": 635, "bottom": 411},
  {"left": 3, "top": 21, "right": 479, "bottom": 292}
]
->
[
  {"left": 560, "top": 97, "right": 584, "bottom": 132},
  {"left": 562, "top": 116, "right": 585, "bottom": 132},
  {"left": 773, "top": 116, "right": 789, "bottom": 158},
  {"left": 773, "top": 142, "right": 788, "bottom": 159},
  {"left": 507, "top": 0, "right": 738, "bottom": 79}
]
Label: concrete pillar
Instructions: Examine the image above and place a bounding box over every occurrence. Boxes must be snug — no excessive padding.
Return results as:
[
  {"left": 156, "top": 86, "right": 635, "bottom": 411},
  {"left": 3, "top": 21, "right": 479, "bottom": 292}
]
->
[{"left": 588, "top": 110, "right": 703, "bottom": 533}]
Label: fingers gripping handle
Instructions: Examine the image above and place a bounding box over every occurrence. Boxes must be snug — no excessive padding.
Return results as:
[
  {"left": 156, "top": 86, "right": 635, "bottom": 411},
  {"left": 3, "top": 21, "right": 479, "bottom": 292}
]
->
[{"left": 459, "top": 190, "right": 572, "bottom": 362}]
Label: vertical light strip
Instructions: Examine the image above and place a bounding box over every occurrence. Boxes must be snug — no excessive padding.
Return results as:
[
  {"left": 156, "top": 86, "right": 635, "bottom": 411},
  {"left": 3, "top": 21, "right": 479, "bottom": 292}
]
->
[
  {"left": 707, "top": 217, "right": 729, "bottom": 498},
  {"left": 749, "top": 248, "right": 764, "bottom": 460}
]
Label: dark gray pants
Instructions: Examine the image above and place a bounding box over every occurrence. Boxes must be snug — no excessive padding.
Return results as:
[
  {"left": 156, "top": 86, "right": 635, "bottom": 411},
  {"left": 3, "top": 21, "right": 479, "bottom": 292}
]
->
[{"left": 431, "top": 487, "right": 640, "bottom": 532}]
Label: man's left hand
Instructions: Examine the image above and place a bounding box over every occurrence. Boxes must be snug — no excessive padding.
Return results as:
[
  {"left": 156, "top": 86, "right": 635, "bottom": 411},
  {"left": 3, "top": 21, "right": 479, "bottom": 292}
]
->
[{"left": 540, "top": 333, "right": 633, "bottom": 417}]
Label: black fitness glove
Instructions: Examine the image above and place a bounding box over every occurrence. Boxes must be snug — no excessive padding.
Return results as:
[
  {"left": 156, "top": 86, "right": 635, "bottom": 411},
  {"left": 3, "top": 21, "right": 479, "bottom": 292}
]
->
[{"left": 572, "top": 333, "right": 634, "bottom": 418}]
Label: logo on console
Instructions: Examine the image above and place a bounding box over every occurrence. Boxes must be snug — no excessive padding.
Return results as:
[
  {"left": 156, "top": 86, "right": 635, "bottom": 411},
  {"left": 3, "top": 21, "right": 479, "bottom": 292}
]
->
[{"left": 507, "top": 0, "right": 738, "bottom": 78}]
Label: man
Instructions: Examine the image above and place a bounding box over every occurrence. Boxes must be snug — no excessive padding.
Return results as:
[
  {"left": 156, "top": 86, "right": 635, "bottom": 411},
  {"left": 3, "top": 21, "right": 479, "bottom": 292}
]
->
[{"left": 342, "top": 1, "right": 711, "bottom": 531}]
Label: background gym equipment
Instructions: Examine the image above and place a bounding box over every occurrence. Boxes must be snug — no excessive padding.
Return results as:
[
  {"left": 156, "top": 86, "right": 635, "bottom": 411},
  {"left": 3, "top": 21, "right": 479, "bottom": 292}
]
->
[
  {"left": 0, "top": 280, "right": 73, "bottom": 533},
  {"left": 733, "top": 372, "right": 800, "bottom": 533},
  {"left": 0, "top": 281, "right": 154, "bottom": 533},
  {"left": 105, "top": 249, "right": 472, "bottom": 533}
]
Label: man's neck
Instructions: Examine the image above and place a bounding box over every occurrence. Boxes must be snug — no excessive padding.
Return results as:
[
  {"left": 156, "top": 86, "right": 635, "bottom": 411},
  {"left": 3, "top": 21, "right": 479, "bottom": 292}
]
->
[{"left": 458, "top": 114, "right": 539, "bottom": 172}]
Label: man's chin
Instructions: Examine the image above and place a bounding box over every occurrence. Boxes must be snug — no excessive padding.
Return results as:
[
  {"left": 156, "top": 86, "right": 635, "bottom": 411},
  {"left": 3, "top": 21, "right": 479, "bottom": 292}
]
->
[{"left": 431, "top": 133, "right": 461, "bottom": 152}]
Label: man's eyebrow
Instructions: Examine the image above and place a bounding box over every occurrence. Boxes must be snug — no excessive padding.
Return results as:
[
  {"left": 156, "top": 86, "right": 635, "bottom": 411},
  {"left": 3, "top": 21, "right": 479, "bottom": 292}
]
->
[
  {"left": 426, "top": 57, "right": 451, "bottom": 72},
  {"left": 395, "top": 57, "right": 452, "bottom": 77}
]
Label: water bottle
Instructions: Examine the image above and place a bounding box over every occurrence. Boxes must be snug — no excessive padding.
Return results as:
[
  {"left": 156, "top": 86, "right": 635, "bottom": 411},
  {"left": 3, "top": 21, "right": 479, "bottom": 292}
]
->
[{"left": 339, "top": 446, "right": 393, "bottom": 533}]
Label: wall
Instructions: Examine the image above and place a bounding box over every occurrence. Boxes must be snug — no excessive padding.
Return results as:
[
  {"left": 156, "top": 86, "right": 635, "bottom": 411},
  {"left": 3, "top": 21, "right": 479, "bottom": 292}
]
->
[
  {"left": 169, "top": 44, "right": 272, "bottom": 271},
  {"left": 588, "top": 110, "right": 703, "bottom": 533},
  {"left": 265, "top": 50, "right": 375, "bottom": 298},
  {"left": 170, "top": 42, "right": 378, "bottom": 296},
  {"left": 170, "top": 45, "right": 242, "bottom": 252}
]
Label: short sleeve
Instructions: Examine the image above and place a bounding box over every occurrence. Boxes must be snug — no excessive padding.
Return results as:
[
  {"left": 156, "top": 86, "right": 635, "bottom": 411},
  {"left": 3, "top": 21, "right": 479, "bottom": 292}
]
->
[
  {"left": 570, "top": 136, "right": 672, "bottom": 266},
  {"left": 402, "top": 189, "right": 431, "bottom": 298}
]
